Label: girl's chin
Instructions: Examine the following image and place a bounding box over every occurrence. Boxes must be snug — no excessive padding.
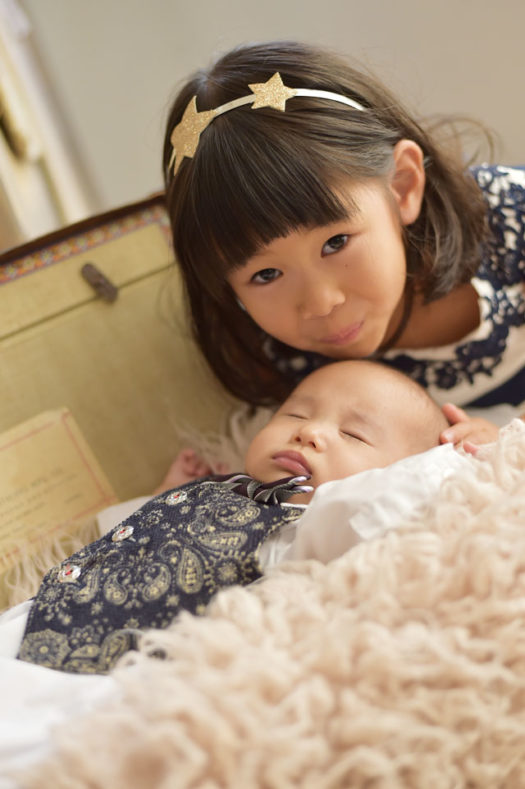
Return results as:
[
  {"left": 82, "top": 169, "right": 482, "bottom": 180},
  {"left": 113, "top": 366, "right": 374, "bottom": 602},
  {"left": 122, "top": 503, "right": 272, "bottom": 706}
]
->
[
  {"left": 314, "top": 336, "right": 380, "bottom": 360},
  {"left": 318, "top": 345, "right": 367, "bottom": 360}
]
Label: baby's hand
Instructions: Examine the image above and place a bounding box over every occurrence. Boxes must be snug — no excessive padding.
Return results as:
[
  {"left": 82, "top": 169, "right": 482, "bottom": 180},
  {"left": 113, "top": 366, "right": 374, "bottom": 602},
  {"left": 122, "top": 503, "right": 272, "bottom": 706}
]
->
[
  {"left": 153, "top": 448, "right": 227, "bottom": 494},
  {"left": 440, "top": 403, "right": 499, "bottom": 452}
]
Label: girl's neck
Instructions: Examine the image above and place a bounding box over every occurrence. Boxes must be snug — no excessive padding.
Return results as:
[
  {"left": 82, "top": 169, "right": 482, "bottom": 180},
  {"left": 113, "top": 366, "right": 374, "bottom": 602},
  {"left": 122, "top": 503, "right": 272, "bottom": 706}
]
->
[
  {"left": 392, "top": 283, "right": 481, "bottom": 350},
  {"left": 377, "top": 281, "right": 415, "bottom": 354}
]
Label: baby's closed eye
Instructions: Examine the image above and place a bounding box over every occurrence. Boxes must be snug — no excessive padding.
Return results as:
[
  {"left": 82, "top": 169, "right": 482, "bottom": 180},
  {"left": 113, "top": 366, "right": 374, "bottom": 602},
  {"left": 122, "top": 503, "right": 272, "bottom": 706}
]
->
[{"left": 340, "top": 429, "right": 366, "bottom": 443}]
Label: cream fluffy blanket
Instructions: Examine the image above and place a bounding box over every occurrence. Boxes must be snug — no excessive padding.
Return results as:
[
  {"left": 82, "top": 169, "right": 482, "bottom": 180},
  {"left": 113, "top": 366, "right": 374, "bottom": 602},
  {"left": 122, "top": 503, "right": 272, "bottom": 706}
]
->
[{"left": 20, "top": 421, "right": 525, "bottom": 788}]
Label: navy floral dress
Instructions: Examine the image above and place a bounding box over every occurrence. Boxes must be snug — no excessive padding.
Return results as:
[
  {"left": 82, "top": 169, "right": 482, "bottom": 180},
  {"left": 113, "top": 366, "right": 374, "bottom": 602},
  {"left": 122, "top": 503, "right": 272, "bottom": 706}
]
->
[{"left": 266, "top": 165, "right": 525, "bottom": 409}]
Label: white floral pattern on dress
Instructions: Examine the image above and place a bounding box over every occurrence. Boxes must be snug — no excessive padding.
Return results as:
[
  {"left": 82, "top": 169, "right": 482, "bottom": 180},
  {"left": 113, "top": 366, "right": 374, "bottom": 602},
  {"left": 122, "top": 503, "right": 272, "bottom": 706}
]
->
[{"left": 265, "top": 165, "right": 525, "bottom": 408}]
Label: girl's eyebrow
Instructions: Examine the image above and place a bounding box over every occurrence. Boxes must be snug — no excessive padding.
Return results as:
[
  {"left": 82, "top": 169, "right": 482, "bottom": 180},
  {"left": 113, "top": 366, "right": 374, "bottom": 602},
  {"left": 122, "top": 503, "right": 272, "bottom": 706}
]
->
[
  {"left": 249, "top": 247, "right": 278, "bottom": 260},
  {"left": 249, "top": 211, "right": 363, "bottom": 261}
]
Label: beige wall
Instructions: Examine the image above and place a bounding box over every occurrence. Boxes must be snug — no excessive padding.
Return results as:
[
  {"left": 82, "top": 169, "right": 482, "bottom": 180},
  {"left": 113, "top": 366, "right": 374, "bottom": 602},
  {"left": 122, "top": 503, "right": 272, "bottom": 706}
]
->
[{"left": 23, "top": 0, "right": 524, "bottom": 216}]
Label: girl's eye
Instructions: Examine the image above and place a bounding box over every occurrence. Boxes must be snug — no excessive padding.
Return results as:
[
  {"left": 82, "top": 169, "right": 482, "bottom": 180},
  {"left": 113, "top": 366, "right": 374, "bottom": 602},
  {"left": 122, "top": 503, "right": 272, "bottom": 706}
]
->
[
  {"left": 322, "top": 234, "right": 349, "bottom": 256},
  {"left": 250, "top": 268, "right": 282, "bottom": 285}
]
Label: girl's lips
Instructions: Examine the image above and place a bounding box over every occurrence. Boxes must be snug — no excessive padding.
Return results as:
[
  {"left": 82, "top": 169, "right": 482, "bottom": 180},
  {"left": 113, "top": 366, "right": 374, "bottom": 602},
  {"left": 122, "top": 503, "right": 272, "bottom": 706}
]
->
[
  {"left": 320, "top": 321, "right": 363, "bottom": 346},
  {"left": 271, "top": 451, "right": 312, "bottom": 477}
]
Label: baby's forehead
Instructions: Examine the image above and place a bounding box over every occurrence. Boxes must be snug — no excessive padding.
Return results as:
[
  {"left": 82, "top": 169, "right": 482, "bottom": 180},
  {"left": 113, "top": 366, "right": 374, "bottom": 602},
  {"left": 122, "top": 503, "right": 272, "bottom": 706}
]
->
[
  {"left": 286, "top": 368, "right": 434, "bottom": 422},
  {"left": 281, "top": 390, "right": 381, "bottom": 429}
]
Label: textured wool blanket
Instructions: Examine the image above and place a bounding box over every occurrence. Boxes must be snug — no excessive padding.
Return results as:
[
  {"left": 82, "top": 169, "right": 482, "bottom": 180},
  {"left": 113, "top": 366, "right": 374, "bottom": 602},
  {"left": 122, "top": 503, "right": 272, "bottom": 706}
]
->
[{"left": 18, "top": 421, "right": 525, "bottom": 789}]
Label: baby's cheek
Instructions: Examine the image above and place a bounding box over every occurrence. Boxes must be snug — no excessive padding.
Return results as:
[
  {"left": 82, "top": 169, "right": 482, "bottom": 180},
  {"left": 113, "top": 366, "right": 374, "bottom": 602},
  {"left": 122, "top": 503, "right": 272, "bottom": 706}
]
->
[
  {"left": 244, "top": 438, "right": 262, "bottom": 479},
  {"left": 330, "top": 446, "right": 378, "bottom": 480}
]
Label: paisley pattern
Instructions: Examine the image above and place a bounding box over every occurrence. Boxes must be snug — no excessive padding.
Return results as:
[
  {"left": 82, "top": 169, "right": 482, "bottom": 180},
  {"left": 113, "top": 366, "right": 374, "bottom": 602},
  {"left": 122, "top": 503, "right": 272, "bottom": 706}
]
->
[
  {"left": 265, "top": 165, "right": 525, "bottom": 408},
  {"left": 18, "top": 474, "right": 308, "bottom": 674}
]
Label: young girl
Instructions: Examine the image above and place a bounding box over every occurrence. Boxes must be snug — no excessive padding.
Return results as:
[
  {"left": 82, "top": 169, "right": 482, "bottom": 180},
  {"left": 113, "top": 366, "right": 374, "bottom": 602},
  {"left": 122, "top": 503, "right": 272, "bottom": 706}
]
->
[{"left": 163, "top": 40, "right": 525, "bottom": 447}]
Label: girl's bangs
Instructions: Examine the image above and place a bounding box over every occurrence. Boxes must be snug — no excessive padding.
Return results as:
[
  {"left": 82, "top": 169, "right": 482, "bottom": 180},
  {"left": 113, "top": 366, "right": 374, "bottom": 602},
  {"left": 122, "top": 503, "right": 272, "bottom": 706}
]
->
[{"left": 178, "top": 112, "right": 352, "bottom": 281}]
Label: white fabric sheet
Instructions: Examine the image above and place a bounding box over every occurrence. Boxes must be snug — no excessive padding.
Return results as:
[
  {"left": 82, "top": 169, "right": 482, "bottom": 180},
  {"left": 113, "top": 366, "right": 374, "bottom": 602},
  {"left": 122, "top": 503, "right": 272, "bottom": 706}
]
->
[
  {"left": 0, "top": 658, "right": 115, "bottom": 788},
  {"left": 286, "top": 443, "right": 470, "bottom": 563}
]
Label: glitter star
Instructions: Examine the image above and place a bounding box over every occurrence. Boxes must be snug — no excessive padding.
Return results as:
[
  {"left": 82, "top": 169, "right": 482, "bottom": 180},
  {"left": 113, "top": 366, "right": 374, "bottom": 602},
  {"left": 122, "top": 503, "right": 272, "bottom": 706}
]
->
[
  {"left": 248, "top": 72, "right": 297, "bottom": 112},
  {"left": 169, "top": 97, "right": 215, "bottom": 174}
]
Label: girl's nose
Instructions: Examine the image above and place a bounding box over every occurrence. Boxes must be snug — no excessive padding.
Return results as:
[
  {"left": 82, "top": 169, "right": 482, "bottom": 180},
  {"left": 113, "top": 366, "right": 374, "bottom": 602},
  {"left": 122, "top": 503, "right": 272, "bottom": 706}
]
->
[
  {"left": 293, "top": 423, "right": 327, "bottom": 451},
  {"left": 299, "top": 279, "right": 345, "bottom": 320}
]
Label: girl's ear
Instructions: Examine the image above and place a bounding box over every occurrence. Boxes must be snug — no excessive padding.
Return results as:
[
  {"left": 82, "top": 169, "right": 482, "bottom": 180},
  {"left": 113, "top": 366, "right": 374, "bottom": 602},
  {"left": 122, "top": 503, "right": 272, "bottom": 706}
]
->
[{"left": 389, "top": 140, "right": 425, "bottom": 226}]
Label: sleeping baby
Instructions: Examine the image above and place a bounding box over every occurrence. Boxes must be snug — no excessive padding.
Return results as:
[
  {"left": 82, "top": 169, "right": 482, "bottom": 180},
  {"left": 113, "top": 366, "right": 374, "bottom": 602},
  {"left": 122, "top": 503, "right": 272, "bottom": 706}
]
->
[{"left": 15, "top": 359, "right": 452, "bottom": 674}]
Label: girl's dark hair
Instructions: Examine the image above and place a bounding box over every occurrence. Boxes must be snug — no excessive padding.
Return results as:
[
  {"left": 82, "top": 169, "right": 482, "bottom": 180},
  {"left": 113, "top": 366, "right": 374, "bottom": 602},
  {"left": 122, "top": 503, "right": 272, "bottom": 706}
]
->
[{"left": 163, "top": 41, "right": 489, "bottom": 406}]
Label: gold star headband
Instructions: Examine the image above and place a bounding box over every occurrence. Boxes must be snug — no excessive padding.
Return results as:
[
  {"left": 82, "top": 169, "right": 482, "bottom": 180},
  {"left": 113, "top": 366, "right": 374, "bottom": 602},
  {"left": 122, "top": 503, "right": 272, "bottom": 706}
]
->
[{"left": 169, "top": 71, "right": 365, "bottom": 175}]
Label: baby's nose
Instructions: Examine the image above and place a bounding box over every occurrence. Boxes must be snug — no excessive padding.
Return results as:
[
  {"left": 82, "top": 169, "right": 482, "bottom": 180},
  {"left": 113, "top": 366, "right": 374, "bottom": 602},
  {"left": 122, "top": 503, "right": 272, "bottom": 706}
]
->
[{"left": 294, "top": 423, "right": 327, "bottom": 450}]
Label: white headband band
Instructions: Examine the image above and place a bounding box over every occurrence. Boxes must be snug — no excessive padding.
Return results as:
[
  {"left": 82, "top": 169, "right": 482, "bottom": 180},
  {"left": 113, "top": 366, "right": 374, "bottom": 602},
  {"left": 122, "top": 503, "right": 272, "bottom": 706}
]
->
[{"left": 169, "top": 71, "right": 365, "bottom": 175}]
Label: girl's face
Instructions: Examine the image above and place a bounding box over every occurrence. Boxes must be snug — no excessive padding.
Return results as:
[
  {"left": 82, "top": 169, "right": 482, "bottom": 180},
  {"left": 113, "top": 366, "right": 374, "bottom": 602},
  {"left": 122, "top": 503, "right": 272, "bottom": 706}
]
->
[{"left": 227, "top": 179, "right": 408, "bottom": 359}]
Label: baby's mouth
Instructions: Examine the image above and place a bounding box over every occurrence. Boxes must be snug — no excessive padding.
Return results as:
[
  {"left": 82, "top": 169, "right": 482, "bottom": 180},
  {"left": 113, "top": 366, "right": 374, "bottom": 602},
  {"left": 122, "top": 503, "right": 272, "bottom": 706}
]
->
[{"left": 271, "top": 451, "right": 312, "bottom": 477}]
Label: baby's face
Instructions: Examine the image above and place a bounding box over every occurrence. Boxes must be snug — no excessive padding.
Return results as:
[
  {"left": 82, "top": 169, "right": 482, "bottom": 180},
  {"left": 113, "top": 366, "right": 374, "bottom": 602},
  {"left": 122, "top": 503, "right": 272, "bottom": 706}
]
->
[{"left": 244, "top": 361, "right": 439, "bottom": 502}]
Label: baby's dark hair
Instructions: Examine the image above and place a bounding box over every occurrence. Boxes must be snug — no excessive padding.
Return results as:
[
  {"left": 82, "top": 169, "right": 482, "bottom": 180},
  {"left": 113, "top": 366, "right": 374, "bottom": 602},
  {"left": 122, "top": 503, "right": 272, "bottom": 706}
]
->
[{"left": 163, "top": 40, "right": 488, "bottom": 406}]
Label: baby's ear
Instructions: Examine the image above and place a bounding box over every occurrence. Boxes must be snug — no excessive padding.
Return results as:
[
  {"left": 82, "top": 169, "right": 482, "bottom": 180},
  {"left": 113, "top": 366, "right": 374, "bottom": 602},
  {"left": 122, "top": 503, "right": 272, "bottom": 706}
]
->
[{"left": 389, "top": 139, "right": 425, "bottom": 226}]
